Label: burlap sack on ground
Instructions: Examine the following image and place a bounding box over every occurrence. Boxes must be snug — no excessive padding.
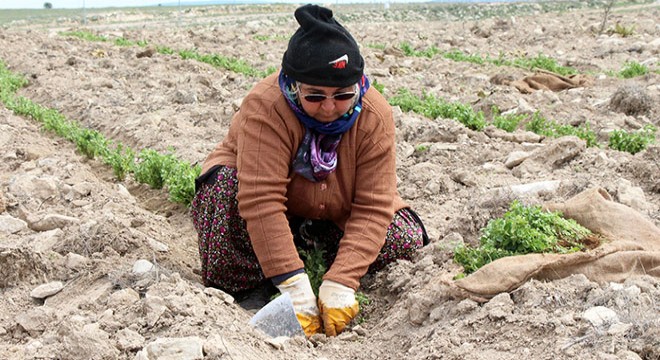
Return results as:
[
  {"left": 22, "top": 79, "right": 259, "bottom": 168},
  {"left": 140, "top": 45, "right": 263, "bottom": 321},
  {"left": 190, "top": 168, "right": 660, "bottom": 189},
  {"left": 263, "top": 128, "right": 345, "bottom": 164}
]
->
[
  {"left": 512, "top": 70, "right": 591, "bottom": 94},
  {"left": 454, "top": 188, "right": 660, "bottom": 300}
]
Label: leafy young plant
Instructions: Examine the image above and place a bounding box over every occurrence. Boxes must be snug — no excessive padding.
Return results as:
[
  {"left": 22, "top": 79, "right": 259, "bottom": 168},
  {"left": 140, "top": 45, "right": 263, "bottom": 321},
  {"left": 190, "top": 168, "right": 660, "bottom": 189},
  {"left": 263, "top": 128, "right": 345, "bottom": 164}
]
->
[
  {"left": 102, "top": 142, "right": 135, "bottom": 181},
  {"left": 371, "top": 78, "right": 385, "bottom": 94},
  {"left": 608, "top": 125, "right": 657, "bottom": 154},
  {"left": 59, "top": 30, "right": 108, "bottom": 42},
  {"left": 75, "top": 128, "right": 110, "bottom": 159},
  {"left": 355, "top": 291, "right": 372, "bottom": 324},
  {"left": 252, "top": 34, "right": 288, "bottom": 42},
  {"left": 399, "top": 41, "right": 441, "bottom": 58},
  {"left": 60, "top": 32, "right": 270, "bottom": 78},
  {"left": 618, "top": 61, "right": 648, "bottom": 79},
  {"left": 512, "top": 53, "right": 577, "bottom": 76},
  {"left": 493, "top": 112, "right": 528, "bottom": 132},
  {"left": 298, "top": 247, "right": 327, "bottom": 296},
  {"left": 454, "top": 200, "right": 592, "bottom": 275},
  {"left": 389, "top": 89, "right": 486, "bottom": 131},
  {"left": 163, "top": 160, "right": 201, "bottom": 206},
  {"left": 612, "top": 22, "right": 635, "bottom": 37},
  {"left": 442, "top": 49, "right": 487, "bottom": 65},
  {"left": 133, "top": 149, "right": 175, "bottom": 189},
  {"left": 415, "top": 144, "right": 431, "bottom": 152},
  {"left": 525, "top": 112, "right": 598, "bottom": 147},
  {"left": 366, "top": 42, "right": 386, "bottom": 50}
]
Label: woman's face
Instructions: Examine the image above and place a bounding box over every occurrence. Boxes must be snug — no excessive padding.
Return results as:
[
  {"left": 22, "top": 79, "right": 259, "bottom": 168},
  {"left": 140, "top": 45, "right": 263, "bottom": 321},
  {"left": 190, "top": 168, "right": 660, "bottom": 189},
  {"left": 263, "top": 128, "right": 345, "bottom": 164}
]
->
[{"left": 297, "top": 83, "right": 358, "bottom": 123}]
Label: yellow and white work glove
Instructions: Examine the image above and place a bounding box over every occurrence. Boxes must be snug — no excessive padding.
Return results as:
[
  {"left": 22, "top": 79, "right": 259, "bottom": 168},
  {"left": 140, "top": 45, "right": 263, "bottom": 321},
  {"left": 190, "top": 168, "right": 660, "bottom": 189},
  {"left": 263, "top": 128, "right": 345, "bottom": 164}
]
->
[
  {"left": 275, "top": 273, "right": 322, "bottom": 337},
  {"left": 318, "top": 280, "right": 359, "bottom": 337}
]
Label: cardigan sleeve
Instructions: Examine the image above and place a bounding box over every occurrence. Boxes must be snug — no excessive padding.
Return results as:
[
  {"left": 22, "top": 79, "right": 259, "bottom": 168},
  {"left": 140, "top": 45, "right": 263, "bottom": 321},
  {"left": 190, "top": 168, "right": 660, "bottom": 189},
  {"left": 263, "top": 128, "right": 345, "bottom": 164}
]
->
[
  {"left": 323, "top": 94, "right": 398, "bottom": 290},
  {"left": 234, "top": 95, "right": 304, "bottom": 278}
]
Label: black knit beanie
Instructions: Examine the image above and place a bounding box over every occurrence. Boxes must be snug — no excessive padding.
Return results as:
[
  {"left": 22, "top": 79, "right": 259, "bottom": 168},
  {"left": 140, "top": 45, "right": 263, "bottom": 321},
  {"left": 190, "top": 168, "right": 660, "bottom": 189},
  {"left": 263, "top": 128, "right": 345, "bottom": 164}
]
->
[{"left": 282, "top": 4, "right": 364, "bottom": 88}]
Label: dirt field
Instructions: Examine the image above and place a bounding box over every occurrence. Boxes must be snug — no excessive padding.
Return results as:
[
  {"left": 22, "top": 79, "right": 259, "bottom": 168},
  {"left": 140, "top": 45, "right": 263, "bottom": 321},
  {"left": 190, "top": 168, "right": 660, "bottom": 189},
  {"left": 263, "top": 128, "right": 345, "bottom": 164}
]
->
[{"left": 1, "top": 1, "right": 659, "bottom": 359}]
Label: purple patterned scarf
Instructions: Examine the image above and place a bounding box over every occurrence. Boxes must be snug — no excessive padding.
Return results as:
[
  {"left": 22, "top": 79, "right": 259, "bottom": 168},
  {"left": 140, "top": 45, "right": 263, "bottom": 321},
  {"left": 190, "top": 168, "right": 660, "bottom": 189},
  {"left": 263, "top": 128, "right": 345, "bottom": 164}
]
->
[{"left": 279, "top": 70, "right": 369, "bottom": 182}]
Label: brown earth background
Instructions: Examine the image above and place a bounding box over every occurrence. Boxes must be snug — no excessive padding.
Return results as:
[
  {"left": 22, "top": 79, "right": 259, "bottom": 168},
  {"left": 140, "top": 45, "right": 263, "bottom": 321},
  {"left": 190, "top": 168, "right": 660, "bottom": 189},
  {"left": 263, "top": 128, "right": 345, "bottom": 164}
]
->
[{"left": 0, "top": 1, "right": 659, "bottom": 359}]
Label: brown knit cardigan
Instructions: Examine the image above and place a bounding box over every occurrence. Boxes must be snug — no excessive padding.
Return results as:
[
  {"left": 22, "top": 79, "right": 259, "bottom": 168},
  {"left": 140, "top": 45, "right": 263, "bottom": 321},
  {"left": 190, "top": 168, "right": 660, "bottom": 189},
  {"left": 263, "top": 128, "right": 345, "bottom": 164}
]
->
[{"left": 200, "top": 73, "right": 406, "bottom": 290}]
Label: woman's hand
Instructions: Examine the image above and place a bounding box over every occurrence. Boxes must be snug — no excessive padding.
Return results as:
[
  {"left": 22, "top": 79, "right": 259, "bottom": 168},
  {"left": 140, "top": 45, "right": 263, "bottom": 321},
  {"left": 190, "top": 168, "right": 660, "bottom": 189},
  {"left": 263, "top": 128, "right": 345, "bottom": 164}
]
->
[
  {"left": 275, "top": 273, "right": 322, "bottom": 337},
  {"left": 318, "top": 280, "right": 359, "bottom": 336}
]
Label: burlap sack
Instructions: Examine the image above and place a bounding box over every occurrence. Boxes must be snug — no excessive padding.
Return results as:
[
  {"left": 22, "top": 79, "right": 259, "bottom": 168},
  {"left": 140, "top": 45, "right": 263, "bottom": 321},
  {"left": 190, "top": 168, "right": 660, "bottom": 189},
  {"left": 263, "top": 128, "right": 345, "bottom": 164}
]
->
[
  {"left": 453, "top": 188, "right": 660, "bottom": 300},
  {"left": 512, "top": 71, "right": 591, "bottom": 94}
]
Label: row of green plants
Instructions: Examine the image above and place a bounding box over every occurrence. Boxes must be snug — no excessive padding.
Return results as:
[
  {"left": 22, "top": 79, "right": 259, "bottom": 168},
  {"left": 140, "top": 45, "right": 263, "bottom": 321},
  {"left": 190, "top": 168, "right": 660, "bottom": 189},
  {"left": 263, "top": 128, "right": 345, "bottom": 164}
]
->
[
  {"left": 454, "top": 200, "right": 594, "bottom": 276},
  {"left": 63, "top": 29, "right": 654, "bottom": 83},
  {"left": 59, "top": 30, "right": 275, "bottom": 78},
  {"left": 399, "top": 42, "right": 578, "bottom": 76},
  {"left": 0, "top": 60, "right": 200, "bottom": 206},
  {"left": 495, "top": 106, "right": 657, "bottom": 154},
  {"left": 388, "top": 88, "right": 657, "bottom": 154},
  {"left": 397, "top": 42, "right": 654, "bottom": 79},
  {"left": 64, "top": 28, "right": 652, "bottom": 84}
]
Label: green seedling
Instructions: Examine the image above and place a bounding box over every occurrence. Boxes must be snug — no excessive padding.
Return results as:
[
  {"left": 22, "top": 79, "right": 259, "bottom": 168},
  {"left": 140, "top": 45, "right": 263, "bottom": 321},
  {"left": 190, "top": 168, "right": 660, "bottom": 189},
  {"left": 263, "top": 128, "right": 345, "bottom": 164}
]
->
[
  {"left": 355, "top": 291, "right": 372, "bottom": 324},
  {"left": 299, "top": 247, "right": 327, "bottom": 296},
  {"left": 59, "top": 30, "right": 108, "bottom": 42},
  {"left": 102, "top": 142, "right": 135, "bottom": 181},
  {"left": 493, "top": 112, "right": 528, "bottom": 132},
  {"left": 608, "top": 125, "right": 657, "bottom": 154},
  {"left": 399, "top": 42, "right": 441, "bottom": 58},
  {"left": 512, "top": 53, "right": 577, "bottom": 76},
  {"left": 75, "top": 128, "right": 110, "bottom": 159},
  {"left": 133, "top": 149, "right": 175, "bottom": 189},
  {"left": 389, "top": 89, "right": 486, "bottom": 131},
  {"left": 367, "top": 42, "right": 386, "bottom": 50},
  {"left": 372, "top": 78, "right": 385, "bottom": 94},
  {"left": 415, "top": 144, "right": 431, "bottom": 152},
  {"left": 454, "top": 200, "right": 593, "bottom": 275},
  {"left": 618, "top": 61, "right": 648, "bottom": 79},
  {"left": 442, "top": 49, "right": 487, "bottom": 65},
  {"left": 525, "top": 112, "right": 598, "bottom": 147},
  {"left": 612, "top": 23, "right": 635, "bottom": 37}
]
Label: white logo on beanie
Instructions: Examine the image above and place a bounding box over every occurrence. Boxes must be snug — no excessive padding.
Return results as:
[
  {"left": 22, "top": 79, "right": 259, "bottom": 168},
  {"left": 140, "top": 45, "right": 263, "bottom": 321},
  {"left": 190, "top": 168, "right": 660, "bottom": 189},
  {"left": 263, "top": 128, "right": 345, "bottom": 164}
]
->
[{"left": 328, "top": 54, "right": 349, "bottom": 69}]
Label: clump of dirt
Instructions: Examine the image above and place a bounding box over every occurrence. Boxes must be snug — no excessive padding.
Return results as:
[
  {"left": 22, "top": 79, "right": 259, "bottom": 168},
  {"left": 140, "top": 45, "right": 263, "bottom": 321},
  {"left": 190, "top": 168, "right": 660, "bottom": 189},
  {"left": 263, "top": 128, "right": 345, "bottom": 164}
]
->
[{"left": 609, "top": 83, "right": 653, "bottom": 116}]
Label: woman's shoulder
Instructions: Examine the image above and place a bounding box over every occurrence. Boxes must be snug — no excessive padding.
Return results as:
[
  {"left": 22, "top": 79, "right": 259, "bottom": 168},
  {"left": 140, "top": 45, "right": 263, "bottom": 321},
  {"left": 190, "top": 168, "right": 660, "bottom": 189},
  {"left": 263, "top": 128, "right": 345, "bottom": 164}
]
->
[
  {"left": 241, "top": 73, "right": 281, "bottom": 108},
  {"left": 358, "top": 87, "right": 394, "bottom": 130}
]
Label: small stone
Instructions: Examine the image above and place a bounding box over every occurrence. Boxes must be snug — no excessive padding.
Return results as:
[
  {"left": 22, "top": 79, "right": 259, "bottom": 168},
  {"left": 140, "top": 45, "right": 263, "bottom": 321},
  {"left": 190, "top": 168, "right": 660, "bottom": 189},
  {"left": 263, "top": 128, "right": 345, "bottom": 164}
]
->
[
  {"left": 351, "top": 324, "right": 367, "bottom": 336},
  {"left": 582, "top": 306, "right": 619, "bottom": 329},
  {"left": 616, "top": 350, "right": 643, "bottom": 360},
  {"left": 0, "top": 214, "right": 28, "bottom": 234},
  {"left": 30, "top": 281, "right": 64, "bottom": 299},
  {"left": 138, "top": 337, "right": 203, "bottom": 360},
  {"left": 132, "top": 259, "right": 154, "bottom": 275},
  {"left": 203, "top": 287, "right": 234, "bottom": 304},
  {"left": 147, "top": 238, "right": 169, "bottom": 252},
  {"left": 338, "top": 331, "right": 359, "bottom": 341},
  {"left": 266, "top": 336, "right": 288, "bottom": 350},
  {"left": 505, "top": 151, "right": 531, "bottom": 169},
  {"left": 484, "top": 293, "right": 514, "bottom": 320},
  {"left": 65, "top": 252, "right": 89, "bottom": 270},
  {"left": 116, "top": 328, "right": 145, "bottom": 351},
  {"left": 607, "top": 322, "right": 632, "bottom": 336},
  {"left": 30, "top": 229, "right": 63, "bottom": 252},
  {"left": 309, "top": 333, "right": 328, "bottom": 345},
  {"left": 28, "top": 214, "right": 80, "bottom": 232}
]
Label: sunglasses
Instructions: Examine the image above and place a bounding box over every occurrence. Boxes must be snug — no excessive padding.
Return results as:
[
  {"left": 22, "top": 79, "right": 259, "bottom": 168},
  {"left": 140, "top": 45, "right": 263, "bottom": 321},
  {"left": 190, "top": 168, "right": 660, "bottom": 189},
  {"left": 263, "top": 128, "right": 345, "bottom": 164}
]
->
[{"left": 297, "top": 87, "right": 357, "bottom": 103}]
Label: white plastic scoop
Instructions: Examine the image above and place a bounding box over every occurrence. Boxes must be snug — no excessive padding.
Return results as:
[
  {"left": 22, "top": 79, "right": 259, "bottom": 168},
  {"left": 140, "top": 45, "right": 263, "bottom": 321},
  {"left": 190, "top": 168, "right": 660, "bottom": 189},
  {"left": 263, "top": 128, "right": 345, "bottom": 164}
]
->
[{"left": 249, "top": 292, "right": 305, "bottom": 338}]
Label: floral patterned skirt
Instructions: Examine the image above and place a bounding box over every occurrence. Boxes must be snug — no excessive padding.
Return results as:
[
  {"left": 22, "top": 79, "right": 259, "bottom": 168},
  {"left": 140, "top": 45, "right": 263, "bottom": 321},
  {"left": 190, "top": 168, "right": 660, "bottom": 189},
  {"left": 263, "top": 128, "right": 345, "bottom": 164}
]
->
[{"left": 190, "top": 165, "right": 428, "bottom": 294}]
